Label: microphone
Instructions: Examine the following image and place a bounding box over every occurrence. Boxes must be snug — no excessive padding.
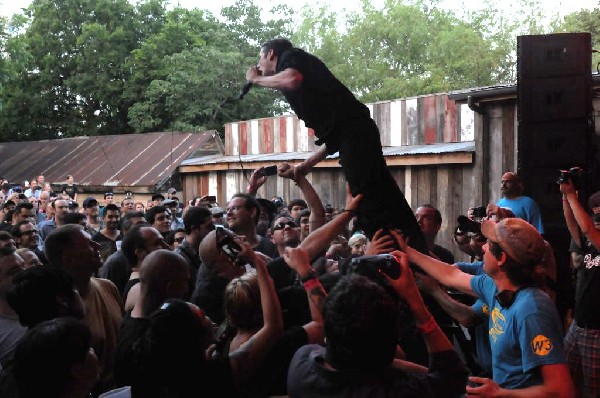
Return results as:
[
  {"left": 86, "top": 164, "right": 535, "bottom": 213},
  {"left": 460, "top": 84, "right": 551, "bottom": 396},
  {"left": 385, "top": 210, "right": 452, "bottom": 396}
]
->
[{"left": 239, "top": 82, "right": 252, "bottom": 100}]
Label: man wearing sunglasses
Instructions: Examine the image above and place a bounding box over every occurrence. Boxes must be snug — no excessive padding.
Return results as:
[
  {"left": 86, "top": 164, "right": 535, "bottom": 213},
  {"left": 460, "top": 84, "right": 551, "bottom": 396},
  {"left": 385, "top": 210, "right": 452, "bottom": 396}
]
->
[{"left": 271, "top": 216, "right": 301, "bottom": 258}]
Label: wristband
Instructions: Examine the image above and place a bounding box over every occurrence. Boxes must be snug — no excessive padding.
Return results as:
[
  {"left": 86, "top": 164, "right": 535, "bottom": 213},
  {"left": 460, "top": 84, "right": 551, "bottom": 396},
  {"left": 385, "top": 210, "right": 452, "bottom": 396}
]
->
[
  {"left": 299, "top": 268, "right": 318, "bottom": 283},
  {"left": 416, "top": 316, "right": 437, "bottom": 334},
  {"left": 303, "top": 278, "right": 320, "bottom": 291}
]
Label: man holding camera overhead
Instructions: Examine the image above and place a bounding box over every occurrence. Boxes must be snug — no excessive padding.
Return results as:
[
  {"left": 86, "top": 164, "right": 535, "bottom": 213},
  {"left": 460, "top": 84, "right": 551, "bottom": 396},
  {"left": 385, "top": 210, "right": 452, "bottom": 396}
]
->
[{"left": 496, "top": 172, "right": 544, "bottom": 234}]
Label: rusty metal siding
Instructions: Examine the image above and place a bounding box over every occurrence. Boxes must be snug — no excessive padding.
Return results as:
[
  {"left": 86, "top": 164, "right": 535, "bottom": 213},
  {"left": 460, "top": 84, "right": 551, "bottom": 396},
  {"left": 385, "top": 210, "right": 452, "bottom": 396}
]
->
[{"left": 0, "top": 132, "right": 217, "bottom": 193}]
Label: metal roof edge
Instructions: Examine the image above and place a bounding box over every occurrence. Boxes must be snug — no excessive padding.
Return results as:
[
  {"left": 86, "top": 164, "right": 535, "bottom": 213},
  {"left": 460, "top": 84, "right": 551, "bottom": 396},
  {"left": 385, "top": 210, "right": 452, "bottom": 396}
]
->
[{"left": 180, "top": 141, "right": 475, "bottom": 167}]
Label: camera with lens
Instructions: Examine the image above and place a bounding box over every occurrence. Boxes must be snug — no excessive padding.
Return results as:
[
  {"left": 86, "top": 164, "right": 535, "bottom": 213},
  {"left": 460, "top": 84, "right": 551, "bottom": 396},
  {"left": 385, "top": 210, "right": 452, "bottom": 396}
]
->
[
  {"left": 472, "top": 206, "right": 487, "bottom": 219},
  {"left": 456, "top": 215, "right": 482, "bottom": 235},
  {"left": 557, "top": 167, "right": 584, "bottom": 190},
  {"left": 348, "top": 254, "right": 401, "bottom": 280}
]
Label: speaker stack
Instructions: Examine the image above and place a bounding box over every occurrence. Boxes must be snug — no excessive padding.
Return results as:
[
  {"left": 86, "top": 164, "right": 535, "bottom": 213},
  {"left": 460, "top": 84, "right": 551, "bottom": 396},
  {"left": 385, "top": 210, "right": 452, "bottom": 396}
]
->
[
  {"left": 517, "top": 33, "right": 596, "bottom": 233},
  {"left": 517, "top": 33, "right": 596, "bottom": 315}
]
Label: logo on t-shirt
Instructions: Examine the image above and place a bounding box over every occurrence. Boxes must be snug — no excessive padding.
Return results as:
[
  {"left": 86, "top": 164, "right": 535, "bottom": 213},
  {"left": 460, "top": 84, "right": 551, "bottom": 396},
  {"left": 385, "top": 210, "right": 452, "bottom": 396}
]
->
[
  {"left": 531, "top": 335, "right": 553, "bottom": 356},
  {"left": 489, "top": 307, "right": 505, "bottom": 342}
]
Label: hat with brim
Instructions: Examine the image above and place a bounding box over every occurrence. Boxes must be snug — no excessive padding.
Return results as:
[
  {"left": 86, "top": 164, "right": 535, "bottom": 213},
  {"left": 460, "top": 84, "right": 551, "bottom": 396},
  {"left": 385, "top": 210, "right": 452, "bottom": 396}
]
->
[{"left": 481, "top": 218, "right": 545, "bottom": 266}]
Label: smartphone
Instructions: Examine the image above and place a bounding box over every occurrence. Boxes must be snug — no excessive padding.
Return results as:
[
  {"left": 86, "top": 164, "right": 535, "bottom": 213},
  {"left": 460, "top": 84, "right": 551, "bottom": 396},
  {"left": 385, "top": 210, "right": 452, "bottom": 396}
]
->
[
  {"left": 260, "top": 165, "right": 278, "bottom": 176},
  {"left": 205, "top": 195, "right": 217, "bottom": 203}
]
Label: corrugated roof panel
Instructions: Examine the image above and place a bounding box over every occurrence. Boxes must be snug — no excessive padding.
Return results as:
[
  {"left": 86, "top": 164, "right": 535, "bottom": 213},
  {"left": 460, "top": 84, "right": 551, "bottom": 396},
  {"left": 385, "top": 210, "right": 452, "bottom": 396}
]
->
[
  {"left": 181, "top": 142, "right": 475, "bottom": 166},
  {"left": 0, "top": 131, "right": 219, "bottom": 189}
]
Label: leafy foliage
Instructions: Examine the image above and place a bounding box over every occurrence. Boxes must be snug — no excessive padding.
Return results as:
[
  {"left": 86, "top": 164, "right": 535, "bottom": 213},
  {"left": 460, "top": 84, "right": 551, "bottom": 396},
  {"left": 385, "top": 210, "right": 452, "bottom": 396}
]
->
[{"left": 0, "top": 0, "right": 595, "bottom": 142}]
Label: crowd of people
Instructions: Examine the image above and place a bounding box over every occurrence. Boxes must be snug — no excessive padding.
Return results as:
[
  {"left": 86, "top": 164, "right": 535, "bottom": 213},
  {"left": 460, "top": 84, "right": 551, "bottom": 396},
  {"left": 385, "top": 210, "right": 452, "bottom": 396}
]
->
[
  {"left": 0, "top": 37, "right": 595, "bottom": 398},
  {"left": 0, "top": 165, "right": 593, "bottom": 397}
]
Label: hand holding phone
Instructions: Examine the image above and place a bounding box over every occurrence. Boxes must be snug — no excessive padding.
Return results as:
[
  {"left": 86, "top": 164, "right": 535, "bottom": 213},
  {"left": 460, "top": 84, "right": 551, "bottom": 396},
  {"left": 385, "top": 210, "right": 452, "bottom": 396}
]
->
[{"left": 259, "top": 165, "right": 278, "bottom": 176}]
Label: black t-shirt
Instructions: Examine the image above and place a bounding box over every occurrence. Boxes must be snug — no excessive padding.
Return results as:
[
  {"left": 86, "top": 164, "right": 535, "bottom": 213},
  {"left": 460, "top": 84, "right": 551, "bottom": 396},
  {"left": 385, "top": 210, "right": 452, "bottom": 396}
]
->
[
  {"left": 60, "top": 183, "right": 78, "bottom": 199},
  {"left": 92, "top": 231, "right": 122, "bottom": 263},
  {"left": 432, "top": 244, "right": 455, "bottom": 264},
  {"left": 276, "top": 47, "right": 370, "bottom": 153},
  {"left": 573, "top": 239, "right": 600, "bottom": 328},
  {"left": 239, "top": 326, "right": 309, "bottom": 398},
  {"left": 114, "top": 313, "right": 151, "bottom": 388}
]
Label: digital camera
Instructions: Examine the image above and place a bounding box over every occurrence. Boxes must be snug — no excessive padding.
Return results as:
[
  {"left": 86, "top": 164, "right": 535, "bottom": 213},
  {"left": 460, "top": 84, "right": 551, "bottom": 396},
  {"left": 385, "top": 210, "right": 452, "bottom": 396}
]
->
[
  {"left": 557, "top": 166, "right": 584, "bottom": 190},
  {"left": 348, "top": 254, "right": 401, "bottom": 280}
]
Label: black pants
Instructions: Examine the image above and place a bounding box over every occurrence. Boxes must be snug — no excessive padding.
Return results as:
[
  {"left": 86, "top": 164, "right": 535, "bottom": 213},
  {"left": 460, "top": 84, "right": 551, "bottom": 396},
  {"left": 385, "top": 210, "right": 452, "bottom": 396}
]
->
[{"left": 337, "top": 118, "right": 428, "bottom": 254}]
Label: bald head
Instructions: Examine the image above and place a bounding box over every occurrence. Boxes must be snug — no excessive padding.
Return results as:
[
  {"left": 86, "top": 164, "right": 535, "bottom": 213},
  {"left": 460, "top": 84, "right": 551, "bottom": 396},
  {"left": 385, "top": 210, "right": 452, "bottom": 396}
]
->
[
  {"left": 199, "top": 230, "right": 220, "bottom": 270},
  {"left": 500, "top": 172, "right": 523, "bottom": 199},
  {"left": 139, "top": 249, "right": 190, "bottom": 316}
]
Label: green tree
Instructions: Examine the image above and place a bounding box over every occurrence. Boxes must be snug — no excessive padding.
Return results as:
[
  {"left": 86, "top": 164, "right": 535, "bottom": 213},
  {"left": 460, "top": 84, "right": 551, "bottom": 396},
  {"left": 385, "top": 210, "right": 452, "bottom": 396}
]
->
[
  {"left": 128, "top": 0, "right": 293, "bottom": 134},
  {"left": 557, "top": 8, "right": 600, "bottom": 70},
  {"left": 0, "top": 0, "right": 142, "bottom": 140}
]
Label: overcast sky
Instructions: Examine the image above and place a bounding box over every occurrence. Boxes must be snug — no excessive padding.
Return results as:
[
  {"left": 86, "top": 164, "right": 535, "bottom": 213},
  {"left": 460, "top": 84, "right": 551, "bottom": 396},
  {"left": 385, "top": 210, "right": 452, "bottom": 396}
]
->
[{"left": 1, "top": 0, "right": 598, "bottom": 20}]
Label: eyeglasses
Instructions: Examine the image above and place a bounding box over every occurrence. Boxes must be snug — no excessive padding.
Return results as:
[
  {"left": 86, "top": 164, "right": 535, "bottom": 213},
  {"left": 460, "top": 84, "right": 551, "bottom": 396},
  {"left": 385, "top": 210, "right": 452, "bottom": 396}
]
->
[{"left": 273, "top": 220, "right": 298, "bottom": 231}]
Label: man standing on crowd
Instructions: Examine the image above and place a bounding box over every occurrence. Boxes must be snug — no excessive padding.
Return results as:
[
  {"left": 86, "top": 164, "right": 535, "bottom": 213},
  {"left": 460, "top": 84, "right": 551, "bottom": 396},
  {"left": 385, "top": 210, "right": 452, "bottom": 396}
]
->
[
  {"left": 497, "top": 172, "right": 544, "bottom": 234},
  {"left": 245, "top": 39, "right": 427, "bottom": 253}
]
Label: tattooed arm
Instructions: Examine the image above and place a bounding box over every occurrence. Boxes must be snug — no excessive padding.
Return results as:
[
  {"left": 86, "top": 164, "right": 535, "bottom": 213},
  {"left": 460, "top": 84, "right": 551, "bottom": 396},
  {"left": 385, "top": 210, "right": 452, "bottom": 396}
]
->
[{"left": 283, "top": 247, "right": 325, "bottom": 344}]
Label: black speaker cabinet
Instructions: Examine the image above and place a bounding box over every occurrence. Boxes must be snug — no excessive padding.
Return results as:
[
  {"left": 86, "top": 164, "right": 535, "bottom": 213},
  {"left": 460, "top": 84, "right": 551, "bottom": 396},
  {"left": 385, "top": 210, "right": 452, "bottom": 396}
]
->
[{"left": 518, "top": 33, "right": 591, "bottom": 79}]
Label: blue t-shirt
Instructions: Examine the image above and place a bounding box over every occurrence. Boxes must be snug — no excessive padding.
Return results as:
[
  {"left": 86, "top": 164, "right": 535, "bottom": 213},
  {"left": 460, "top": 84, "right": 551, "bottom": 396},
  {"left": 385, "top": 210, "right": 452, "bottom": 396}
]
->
[
  {"left": 470, "top": 275, "right": 565, "bottom": 388},
  {"left": 456, "top": 261, "right": 484, "bottom": 276},
  {"left": 455, "top": 262, "right": 491, "bottom": 374},
  {"left": 496, "top": 196, "right": 544, "bottom": 234}
]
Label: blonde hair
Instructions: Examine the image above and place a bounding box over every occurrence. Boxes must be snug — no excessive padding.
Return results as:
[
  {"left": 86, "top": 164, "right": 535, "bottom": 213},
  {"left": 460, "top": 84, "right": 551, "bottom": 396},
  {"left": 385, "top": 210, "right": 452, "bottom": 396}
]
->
[{"left": 224, "top": 273, "right": 262, "bottom": 330}]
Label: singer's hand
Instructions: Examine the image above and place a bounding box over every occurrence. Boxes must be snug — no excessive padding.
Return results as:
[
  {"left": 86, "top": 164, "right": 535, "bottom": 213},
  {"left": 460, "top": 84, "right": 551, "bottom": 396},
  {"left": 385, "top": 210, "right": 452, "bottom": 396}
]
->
[{"left": 246, "top": 66, "right": 262, "bottom": 83}]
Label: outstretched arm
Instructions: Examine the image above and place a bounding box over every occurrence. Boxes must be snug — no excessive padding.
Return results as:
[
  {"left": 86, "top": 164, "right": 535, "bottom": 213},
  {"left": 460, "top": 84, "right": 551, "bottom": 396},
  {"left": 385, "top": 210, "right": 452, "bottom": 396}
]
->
[
  {"left": 283, "top": 247, "right": 325, "bottom": 344},
  {"left": 278, "top": 162, "right": 326, "bottom": 232},
  {"left": 299, "top": 184, "right": 362, "bottom": 260},
  {"left": 247, "top": 167, "right": 269, "bottom": 197},
  {"left": 417, "top": 273, "right": 481, "bottom": 327},
  {"left": 392, "top": 230, "right": 474, "bottom": 295},
  {"left": 560, "top": 180, "right": 599, "bottom": 249},
  {"left": 229, "top": 246, "right": 284, "bottom": 384}
]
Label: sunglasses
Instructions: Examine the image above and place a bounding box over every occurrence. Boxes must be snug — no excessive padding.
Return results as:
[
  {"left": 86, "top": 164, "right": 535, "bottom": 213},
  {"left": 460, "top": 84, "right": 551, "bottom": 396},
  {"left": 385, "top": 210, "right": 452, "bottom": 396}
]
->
[{"left": 273, "top": 220, "right": 298, "bottom": 231}]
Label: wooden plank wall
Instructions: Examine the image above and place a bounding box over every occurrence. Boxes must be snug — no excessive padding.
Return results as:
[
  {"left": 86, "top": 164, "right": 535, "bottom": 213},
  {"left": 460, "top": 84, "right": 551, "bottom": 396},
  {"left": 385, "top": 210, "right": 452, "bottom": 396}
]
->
[{"left": 224, "top": 94, "right": 461, "bottom": 156}]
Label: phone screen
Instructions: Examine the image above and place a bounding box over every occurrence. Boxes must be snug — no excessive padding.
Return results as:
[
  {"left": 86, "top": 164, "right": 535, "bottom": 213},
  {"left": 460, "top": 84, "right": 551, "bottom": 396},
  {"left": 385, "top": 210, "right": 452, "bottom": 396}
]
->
[{"left": 262, "top": 165, "right": 278, "bottom": 176}]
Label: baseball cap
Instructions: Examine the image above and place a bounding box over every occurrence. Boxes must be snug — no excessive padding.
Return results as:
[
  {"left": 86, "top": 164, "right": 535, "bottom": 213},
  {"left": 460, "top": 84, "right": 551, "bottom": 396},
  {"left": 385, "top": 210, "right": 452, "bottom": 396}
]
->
[
  {"left": 210, "top": 206, "right": 225, "bottom": 217},
  {"left": 348, "top": 233, "right": 367, "bottom": 247},
  {"left": 167, "top": 188, "right": 177, "bottom": 194},
  {"left": 104, "top": 192, "right": 114, "bottom": 199},
  {"left": 161, "top": 199, "right": 177, "bottom": 206},
  {"left": 481, "top": 218, "right": 545, "bottom": 265},
  {"left": 152, "top": 193, "right": 165, "bottom": 202},
  {"left": 83, "top": 197, "right": 98, "bottom": 208}
]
